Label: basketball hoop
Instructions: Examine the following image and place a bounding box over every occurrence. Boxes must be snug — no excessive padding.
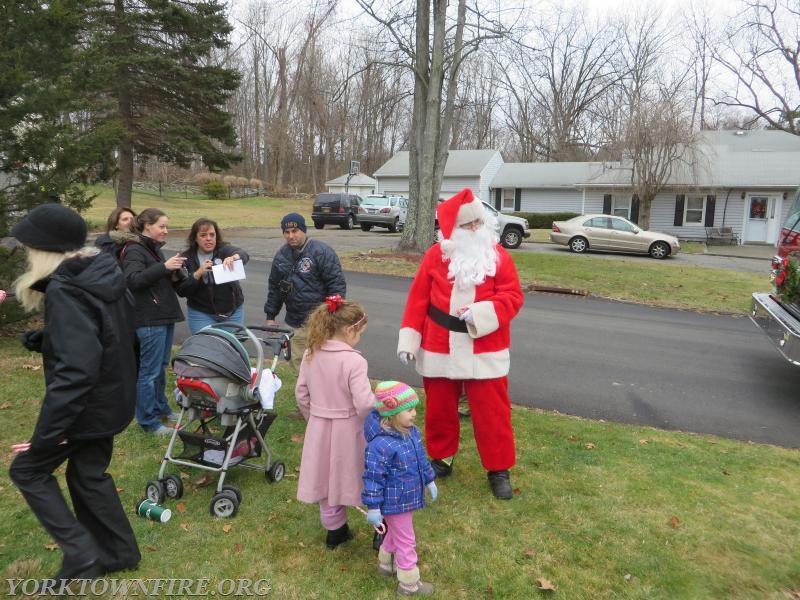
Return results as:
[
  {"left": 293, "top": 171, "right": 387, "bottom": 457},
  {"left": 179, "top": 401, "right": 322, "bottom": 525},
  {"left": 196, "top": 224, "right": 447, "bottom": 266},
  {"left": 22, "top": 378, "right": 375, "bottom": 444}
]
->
[{"left": 349, "top": 160, "right": 360, "bottom": 176}]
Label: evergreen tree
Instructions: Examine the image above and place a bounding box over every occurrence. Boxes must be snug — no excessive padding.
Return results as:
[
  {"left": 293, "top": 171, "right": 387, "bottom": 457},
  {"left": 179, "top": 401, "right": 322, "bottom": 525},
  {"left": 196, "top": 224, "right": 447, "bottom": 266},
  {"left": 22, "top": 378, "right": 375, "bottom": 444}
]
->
[
  {"left": 84, "top": 0, "right": 241, "bottom": 206},
  {"left": 0, "top": 1, "right": 115, "bottom": 231}
]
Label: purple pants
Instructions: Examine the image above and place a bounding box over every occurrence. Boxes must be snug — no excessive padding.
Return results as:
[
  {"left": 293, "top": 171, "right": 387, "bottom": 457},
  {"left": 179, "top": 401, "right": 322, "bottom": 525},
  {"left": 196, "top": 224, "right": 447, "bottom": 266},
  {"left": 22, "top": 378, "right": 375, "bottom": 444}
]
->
[
  {"left": 381, "top": 512, "right": 417, "bottom": 570},
  {"left": 319, "top": 497, "right": 347, "bottom": 530}
]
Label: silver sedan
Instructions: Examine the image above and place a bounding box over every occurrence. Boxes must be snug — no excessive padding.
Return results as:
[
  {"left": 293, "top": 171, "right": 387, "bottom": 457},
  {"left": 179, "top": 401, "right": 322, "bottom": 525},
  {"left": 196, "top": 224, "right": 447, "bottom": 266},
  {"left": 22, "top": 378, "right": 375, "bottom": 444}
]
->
[{"left": 550, "top": 214, "right": 681, "bottom": 259}]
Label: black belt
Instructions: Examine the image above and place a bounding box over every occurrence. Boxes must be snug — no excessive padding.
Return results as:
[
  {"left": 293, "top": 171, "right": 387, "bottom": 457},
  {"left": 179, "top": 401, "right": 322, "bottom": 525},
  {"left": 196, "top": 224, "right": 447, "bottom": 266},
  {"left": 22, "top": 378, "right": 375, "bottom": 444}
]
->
[{"left": 427, "top": 304, "right": 468, "bottom": 333}]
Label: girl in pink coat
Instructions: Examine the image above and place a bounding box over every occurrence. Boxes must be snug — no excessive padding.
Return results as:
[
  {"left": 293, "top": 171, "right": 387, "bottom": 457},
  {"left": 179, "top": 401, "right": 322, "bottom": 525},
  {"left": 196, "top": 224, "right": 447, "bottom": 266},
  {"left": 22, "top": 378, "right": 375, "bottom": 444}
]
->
[{"left": 295, "top": 295, "right": 374, "bottom": 549}]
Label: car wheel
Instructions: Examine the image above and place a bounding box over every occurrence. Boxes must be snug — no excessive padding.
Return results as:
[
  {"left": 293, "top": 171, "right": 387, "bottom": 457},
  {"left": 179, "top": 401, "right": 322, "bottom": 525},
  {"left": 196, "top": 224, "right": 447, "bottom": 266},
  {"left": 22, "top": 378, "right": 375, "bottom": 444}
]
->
[
  {"left": 360, "top": 223, "right": 373, "bottom": 232},
  {"left": 569, "top": 236, "right": 589, "bottom": 253},
  {"left": 341, "top": 215, "right": 354, "bottom": 230},
  {"left": 313, "top": 221, "right": 324, "bottom": 230},
  {"left": 501, "top": 227, "right": 522, "bottom": 249},
  {"left": 388, "top": 218, "right": 399, "bottom": 233},
  {"left": 649, "top": 241, "right": 670, "bottom": 259}
]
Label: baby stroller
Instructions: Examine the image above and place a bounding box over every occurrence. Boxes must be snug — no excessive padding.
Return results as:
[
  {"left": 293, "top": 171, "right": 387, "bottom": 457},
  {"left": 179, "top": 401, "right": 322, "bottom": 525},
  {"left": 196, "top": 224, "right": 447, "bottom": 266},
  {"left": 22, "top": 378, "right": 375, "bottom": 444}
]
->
[{"left": 144, "top": 323, "right": 293, "bottom": 518}]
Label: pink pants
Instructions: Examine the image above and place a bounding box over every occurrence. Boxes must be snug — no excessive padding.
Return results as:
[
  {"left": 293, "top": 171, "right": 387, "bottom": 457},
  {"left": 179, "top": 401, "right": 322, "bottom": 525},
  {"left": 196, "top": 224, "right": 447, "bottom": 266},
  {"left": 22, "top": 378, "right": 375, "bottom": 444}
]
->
[
  {"left": 381, "top": 512, "right": 417, "bottom": 570},
  {"left": 422, "top": 376, "right": 516, "bottom": 471},
  {"left": 319, "top": 497, "right": 347, "bottom": 530}
]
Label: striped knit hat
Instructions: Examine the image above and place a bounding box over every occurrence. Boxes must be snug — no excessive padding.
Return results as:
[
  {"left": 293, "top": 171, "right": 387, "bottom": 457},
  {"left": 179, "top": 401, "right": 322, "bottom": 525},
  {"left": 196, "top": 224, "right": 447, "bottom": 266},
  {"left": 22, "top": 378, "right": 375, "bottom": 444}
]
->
[{"left": 375, "top": 380, "right": 419, "bottom": 417}]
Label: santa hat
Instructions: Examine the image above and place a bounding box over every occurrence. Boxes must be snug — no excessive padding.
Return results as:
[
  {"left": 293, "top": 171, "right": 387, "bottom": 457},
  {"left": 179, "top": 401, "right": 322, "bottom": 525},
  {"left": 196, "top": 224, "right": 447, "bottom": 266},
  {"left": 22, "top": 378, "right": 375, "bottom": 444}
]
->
[{"left": 437, "top": 188, "right": 484, "bottom": 241}]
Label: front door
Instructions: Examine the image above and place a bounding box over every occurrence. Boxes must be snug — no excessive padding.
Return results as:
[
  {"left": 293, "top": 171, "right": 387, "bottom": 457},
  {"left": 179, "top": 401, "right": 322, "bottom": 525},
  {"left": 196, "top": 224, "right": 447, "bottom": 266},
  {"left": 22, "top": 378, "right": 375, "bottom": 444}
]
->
[{"left": 745, "top": 196, "right": 777, "bottom": 243}]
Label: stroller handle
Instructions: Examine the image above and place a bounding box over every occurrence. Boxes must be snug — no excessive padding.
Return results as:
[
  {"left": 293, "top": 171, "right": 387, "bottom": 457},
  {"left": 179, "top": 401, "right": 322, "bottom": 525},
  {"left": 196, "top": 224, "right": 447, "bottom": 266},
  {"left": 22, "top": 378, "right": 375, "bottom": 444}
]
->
[{"left": 245, "top": 324, "right": 294, "bottom": 363}]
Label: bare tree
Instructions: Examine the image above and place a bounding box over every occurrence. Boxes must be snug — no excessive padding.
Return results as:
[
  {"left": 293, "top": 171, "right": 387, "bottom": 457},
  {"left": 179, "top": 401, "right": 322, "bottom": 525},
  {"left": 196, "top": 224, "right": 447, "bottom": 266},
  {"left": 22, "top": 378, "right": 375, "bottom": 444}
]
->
[
  {"left": 356, "top": 0, "right": 512, "bottom": 251},
  {"left": 498, "top": 6, "right": 621, "bottom": 161},
  {"left": 624, "top": 101, "right": 698, "bottom": 230},
  {"left": 712, "top": 0, "right": 800, "bottom": 134}
]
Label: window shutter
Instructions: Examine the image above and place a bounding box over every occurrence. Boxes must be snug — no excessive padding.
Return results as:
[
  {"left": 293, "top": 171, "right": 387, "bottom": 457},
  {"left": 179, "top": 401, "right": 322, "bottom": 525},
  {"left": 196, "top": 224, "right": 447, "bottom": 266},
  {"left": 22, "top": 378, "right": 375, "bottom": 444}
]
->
[
  {"left": 705, "top": 195, "right": 716, "bottom": 226},
  {"left": 603, "top": 194, "right": 612, "bottom": 214},
  {"left": 494, "top": 188, "right": 501, "bottom": 210},
  {"left": 674, "top": 194, "right": 685, "bottom": 226},
  {"left": 630, "top": 194, "right": 640, "bottom": 224},
  {"left": 514, "top": 188, "right": 521, "bottom": 212}
]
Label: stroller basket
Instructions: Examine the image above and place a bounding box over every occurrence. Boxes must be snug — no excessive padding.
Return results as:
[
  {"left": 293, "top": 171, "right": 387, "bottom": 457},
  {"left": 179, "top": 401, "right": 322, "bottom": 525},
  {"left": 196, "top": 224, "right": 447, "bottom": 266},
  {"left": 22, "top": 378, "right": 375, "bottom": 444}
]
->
[{"left": 177, "top": 412, "right": 277, "bottom": 467}]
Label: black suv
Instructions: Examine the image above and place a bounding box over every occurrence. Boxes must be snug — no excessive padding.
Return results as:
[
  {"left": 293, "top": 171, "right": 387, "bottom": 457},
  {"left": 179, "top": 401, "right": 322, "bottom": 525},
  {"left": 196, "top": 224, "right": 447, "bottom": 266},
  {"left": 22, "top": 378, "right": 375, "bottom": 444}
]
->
[{"left": 311, "top": 193, "right": 362, "bottom": 230}]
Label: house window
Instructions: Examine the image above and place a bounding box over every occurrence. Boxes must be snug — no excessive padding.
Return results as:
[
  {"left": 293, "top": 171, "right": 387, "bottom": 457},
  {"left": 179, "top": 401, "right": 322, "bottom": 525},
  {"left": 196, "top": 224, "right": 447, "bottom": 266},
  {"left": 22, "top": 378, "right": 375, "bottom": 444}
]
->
[
  {"left": 684, "top": 196, "right": 705, "bottom": 225},
  {"left": 503, "top": 190, "right": 514, "bottom": 211},
  {"left": 612, "top": 196, "right": 630, "bottom": 218}
]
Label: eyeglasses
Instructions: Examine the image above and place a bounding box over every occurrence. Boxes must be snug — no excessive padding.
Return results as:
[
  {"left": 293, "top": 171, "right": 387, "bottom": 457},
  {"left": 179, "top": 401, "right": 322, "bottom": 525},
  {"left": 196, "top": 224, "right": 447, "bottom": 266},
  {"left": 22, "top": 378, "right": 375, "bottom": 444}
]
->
[{"left": 458, "top": 218, "right": 483, "bottom": 230}]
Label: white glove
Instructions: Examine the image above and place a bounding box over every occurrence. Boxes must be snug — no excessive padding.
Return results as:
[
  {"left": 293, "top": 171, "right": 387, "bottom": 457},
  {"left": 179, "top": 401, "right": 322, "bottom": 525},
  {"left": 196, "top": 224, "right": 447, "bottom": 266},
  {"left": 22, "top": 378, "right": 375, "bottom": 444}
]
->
[
  {"left": 427, "top": 481, "right": 438, "bottom": 502},
  {"left": 459, "top": 308, "right": 474, "bottom": 324},
  {"left": 398, "top": 351, "right": 415, "bottom": 365}
]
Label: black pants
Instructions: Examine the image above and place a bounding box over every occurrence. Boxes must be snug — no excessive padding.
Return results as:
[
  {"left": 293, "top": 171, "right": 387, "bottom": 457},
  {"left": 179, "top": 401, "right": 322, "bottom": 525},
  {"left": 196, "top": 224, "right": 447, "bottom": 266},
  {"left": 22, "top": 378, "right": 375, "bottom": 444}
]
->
[{"left": 9, "top": 436, "right": 140, "bottom": 573}]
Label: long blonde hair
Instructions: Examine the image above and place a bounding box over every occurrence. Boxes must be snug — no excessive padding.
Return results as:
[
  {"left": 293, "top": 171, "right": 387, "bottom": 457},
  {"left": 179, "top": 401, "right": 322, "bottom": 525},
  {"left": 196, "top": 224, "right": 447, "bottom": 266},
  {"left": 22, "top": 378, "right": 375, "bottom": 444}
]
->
[
  {"left": 304, "top": 299, "right": 367, "bottom": 360},
  {"left": 14, "top": 246, "right": 97, "bottom": 312}
]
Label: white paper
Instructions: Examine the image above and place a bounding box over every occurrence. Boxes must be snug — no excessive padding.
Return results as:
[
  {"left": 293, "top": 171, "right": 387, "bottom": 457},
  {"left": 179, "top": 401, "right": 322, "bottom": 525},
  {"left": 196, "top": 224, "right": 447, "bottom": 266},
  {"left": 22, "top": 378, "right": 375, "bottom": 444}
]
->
[{"left": 211, "top": 259, "right": 246, "bottom": 284}]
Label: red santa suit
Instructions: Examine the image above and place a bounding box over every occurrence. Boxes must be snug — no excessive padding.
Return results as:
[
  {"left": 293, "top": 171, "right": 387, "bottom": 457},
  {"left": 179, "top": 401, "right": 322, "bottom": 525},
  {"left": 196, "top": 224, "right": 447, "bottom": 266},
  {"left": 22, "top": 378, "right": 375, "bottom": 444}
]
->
[{"left": 397, "top": 189, "right": 523, "bottom": 472}]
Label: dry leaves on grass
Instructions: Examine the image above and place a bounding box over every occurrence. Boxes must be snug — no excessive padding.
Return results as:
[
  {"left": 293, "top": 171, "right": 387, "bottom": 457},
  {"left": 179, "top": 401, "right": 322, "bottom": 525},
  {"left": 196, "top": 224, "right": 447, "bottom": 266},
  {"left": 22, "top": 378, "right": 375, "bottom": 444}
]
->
[
  {"left": 669, "top": 515, "right": 681, "bottom": 528},
  {"left": 290, "top": 433, "right": 304, "bottom": 443},
  {"left": 222, "top": 524, "right": 232, "bottom": 534},
  {"left": 0, "top": 402, "right": 11, "bottom": 409},
  {"left": 175, "top": 502, "right": 188, "bottom": 513},
  {"left": 193, "top": 475, "right": 214, "bottom": 488},
  {"left": 44, "top": 543, "right": 58, "bottom": 551},
  {"left": 537, "top": 577, "right": 557, "bottom": 591}
]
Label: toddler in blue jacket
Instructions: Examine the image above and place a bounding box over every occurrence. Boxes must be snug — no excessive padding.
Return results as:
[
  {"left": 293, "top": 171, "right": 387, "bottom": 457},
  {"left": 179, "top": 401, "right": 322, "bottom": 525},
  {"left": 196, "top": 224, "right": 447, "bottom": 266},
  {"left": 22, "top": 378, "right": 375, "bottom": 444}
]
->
[{"left": 362, "top": 381, "right": 437, "bottom": 597}]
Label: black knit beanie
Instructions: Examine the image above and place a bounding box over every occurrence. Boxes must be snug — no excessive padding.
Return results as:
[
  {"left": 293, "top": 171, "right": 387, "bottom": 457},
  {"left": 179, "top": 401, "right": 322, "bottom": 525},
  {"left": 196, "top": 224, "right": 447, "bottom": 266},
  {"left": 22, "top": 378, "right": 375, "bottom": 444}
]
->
[{"left": 11, "top": 203, "right": 87, "bottom": 252}]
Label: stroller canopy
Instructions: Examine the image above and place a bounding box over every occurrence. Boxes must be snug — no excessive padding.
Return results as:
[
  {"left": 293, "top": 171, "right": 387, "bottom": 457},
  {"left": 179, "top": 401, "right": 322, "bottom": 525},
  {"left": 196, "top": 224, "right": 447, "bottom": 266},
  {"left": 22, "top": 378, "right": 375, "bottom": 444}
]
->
[{"left": 172, "top": 327, "right": 252, "bottom": 384}]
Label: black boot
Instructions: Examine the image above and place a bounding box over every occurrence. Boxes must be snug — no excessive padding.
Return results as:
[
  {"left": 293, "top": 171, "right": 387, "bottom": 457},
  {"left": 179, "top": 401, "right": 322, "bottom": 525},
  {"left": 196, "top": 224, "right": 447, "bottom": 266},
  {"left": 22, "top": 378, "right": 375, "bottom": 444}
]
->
[
  {"left": 430, "top": 457, "right": 453, "bottom": 478},
  {"left": 487, "top": 470, "right": 513, "bottom": 500},
  {"left": 372, "top": 519, "right": 387, "bottom": 551},
  {"left": 325, "top": 523, "right": 354, "bottom": 549}
]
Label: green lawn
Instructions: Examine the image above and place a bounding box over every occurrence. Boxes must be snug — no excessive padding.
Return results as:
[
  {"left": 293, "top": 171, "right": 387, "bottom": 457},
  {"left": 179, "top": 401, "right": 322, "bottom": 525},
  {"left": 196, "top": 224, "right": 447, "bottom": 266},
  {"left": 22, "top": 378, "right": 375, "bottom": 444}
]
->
[{"left": 0, "top": 340, "right": 798, "bottom": 599}]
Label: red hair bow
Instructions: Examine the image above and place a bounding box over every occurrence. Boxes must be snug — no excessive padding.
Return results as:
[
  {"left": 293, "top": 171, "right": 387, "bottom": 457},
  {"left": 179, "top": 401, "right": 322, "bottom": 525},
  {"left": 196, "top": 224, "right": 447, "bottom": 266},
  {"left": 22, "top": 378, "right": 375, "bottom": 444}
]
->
[{"left": 325, "top": 294, "right": 344, "bottom": 313}]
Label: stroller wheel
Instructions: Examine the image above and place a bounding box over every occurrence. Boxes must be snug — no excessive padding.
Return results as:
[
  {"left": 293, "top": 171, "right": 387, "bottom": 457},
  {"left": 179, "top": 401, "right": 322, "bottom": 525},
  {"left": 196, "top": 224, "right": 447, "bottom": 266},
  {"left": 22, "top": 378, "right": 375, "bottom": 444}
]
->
[
  {"left": 221, "top": 484, "right": 242, "bottom": 503},
  {"left": 266, "top": 461, "right": 285, "bottom": 483},
  {"left": 145, "top": 480, "right": 166, "bottom": 504},
  {"left": 210, "top": 490, "right": 239, "bottom": 518},
  {"left": 164, "top": 475, "right": 184, "bottom": 499}
]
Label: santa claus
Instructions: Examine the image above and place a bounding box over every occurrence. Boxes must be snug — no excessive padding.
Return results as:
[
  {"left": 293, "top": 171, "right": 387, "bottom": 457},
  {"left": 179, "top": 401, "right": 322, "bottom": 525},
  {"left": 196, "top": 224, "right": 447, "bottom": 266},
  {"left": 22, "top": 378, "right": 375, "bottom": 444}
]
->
[{"left": 397, "top": 188, "right": 524, "bottom": 499}]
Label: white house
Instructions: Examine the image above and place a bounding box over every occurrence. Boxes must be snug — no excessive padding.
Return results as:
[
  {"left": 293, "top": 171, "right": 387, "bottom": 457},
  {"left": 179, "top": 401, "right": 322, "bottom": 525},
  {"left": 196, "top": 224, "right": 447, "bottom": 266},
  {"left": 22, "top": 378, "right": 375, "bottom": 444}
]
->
[
  {"left": 372, "top": 131, "right": 800, "bottom": 245},
  {"left": 576, "top": 130, "right": 800, "bottom": 245},
  {"left": 373, "top": 149, "right": 503, "bottom": 203},
  {"left": 324, "top": 172, "right": 377, "bottom": 198},
  {"left": 489, "top": 162, "right": 607, "bottom": 213}
]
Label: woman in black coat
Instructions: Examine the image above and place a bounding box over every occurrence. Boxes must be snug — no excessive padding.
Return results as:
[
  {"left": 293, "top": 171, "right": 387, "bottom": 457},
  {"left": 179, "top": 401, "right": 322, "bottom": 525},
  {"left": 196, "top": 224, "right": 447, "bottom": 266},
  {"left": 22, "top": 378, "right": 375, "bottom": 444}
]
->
[
  {"left": 95, "top": 206, "right": 137, "bottom": 257},
  {"left": 9, "top": 203, "right": 140, "bottom": 584},
  {"left": 121, "top": 208, "right": 186, "bottom": 435},
  {"left": 175, "top": 217, "right": 249, "bottom": 333}
]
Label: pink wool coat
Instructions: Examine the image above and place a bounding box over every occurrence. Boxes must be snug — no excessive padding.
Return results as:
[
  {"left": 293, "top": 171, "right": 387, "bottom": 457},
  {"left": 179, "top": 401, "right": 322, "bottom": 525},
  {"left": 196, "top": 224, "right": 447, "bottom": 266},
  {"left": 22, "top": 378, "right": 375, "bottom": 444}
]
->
[{"left": 295, "top": 340, "right": 375, "bottom": 506}]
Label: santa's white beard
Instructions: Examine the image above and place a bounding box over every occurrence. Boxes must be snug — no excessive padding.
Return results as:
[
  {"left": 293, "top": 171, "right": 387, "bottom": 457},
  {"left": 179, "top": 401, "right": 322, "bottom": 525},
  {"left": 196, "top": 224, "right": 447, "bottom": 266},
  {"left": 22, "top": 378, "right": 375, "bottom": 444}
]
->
[{"left": 441, "top": 216, "right": 499, "bottom": 290}]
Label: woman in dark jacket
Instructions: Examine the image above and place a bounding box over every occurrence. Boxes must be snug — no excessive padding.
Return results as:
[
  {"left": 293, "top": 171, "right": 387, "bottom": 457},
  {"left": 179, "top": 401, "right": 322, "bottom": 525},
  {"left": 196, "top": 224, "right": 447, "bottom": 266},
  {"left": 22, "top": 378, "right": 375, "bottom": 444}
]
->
[
  {"left": 121, "top": 207, "right": 186, "bottom": 435},
  {"left": 9, "top": 203, "right": 140, "bottom": 584},
  {"left": 175, "top": 217, "right": 249, "bottom": 333},
  {"left": 95, "top": 206, "right": 136, "bottom": 257}
]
